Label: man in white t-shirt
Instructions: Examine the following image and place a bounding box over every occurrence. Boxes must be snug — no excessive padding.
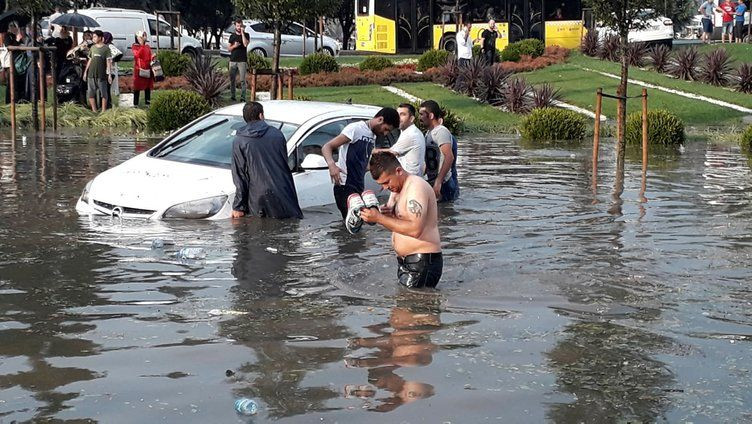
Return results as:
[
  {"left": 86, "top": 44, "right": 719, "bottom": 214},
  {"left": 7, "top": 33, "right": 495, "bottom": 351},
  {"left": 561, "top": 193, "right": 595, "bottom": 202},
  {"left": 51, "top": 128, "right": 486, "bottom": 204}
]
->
[
  {"left": 456, "top": 21, "right": 475, "bottom": 68},
  {"left": 377, "top": 103, "right": 425, "bottom": 176},
  {"left": 322, "top": 107, "right": 400, "bottom": 218}
]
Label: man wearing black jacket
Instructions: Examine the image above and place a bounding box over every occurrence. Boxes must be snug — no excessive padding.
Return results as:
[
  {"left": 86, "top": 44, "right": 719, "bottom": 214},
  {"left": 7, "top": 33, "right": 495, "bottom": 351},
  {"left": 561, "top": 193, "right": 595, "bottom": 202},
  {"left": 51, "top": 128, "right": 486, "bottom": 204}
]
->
[{"left": 231, "top": 102, "right": 303, "bottom": 219}]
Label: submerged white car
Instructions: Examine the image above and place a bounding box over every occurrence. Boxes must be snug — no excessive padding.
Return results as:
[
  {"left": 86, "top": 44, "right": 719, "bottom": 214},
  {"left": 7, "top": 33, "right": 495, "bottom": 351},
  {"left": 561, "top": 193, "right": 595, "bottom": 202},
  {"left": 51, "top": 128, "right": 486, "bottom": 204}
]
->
[
  {"left": 76, "top": 101, "right": 384, "bottom": 220},
  {"left": 598, "top": 10, "right": 674, "bottom": 46}
]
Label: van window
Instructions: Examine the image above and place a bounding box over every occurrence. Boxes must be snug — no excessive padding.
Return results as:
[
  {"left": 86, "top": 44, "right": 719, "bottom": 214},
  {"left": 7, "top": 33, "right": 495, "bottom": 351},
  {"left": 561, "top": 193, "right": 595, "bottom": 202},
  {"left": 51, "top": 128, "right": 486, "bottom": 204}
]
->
[
  {"left": 97, "top": 17, "right": 144, "bottom": 37},
  {"left": 148, "top": 19, "right": 176, "bottom": 36}
]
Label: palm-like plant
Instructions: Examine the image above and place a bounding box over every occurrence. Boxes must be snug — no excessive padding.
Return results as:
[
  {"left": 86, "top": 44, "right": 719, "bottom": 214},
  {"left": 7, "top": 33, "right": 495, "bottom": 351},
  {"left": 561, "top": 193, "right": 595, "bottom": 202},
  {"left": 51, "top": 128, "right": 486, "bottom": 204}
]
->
[
  {"left": 437, "top": 57, "right": 459, "bottom": 88},
  {"left": 668, "top": 46, "right": 699, "bottom": 81},
  {"left": 476, "top": 64, "right": 512, "bottom": 105},
  {"left": 698, "top": 48, "right": 733, "bottom": 86},
  {"left": 455, "top": 56, "right": 486, "bottom": 96},
  {"left": 531, "top": 83, "right": 562, "bottom": 109},
  {"left": 184, "top": 54, "right": 230, "bottom": 107},
  {"left": 503, "top": 77, "right": 533, "bottom": 114},
  {"left": 598, "top": 35, "right": 620, "bottom": 62},
  {"left": 649, "top": 44, "right": 671, "bottom": 73},
  {"left": 580, "top": 31, "right": 599, "bottom": 57},
  {"left": 734, "top": 63, "right": 752, "bottom": 93},
  {"left": 625, "top": 42, "right": 648, "bottom": 67}
]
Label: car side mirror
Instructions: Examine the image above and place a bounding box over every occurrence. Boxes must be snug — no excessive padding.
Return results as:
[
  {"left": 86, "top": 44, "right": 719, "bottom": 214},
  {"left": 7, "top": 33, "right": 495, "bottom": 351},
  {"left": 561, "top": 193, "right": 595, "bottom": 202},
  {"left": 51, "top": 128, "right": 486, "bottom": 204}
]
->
[{"left": 300, "top": 153, "right": 328, "bottom": 170}]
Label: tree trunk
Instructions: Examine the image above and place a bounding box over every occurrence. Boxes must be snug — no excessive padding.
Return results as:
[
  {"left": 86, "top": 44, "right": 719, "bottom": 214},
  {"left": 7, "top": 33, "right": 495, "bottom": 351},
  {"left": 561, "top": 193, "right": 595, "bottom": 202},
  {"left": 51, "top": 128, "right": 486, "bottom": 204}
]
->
[
  {"left": 272, "top": 25, "right": 282, "bottom": 98},
  {"left": 340, "top": 20, "right": 353, "bottom": 50},
  {"left": 615, "top": 34, "right": 629, "bottom": 199}
]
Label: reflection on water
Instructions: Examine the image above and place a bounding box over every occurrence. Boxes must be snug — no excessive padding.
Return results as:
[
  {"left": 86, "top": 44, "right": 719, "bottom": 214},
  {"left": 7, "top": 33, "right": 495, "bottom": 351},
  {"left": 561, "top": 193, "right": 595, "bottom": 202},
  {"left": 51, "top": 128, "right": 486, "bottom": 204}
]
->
[{"left": 2, "top": 131, "right": 752, "bottom": 422}]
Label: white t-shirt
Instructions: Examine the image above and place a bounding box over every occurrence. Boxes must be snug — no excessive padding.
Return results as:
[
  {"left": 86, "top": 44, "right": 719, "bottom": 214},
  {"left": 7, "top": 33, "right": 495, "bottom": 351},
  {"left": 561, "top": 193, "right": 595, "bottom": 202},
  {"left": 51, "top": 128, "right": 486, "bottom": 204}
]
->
[
  {"left": 457, "top": 28, "right": 473, "bottom": 60},
  {"left": 390, "top": 124, "right": 425, "bottom": 175},
  {"left": 337, "top": 121, "right": 376, "bottom": 188}
]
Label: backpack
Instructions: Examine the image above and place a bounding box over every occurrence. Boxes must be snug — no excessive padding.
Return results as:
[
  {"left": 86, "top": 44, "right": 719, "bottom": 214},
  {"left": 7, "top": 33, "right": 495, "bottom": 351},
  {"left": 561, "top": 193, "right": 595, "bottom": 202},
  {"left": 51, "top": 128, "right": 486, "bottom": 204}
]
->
[{"left": 14, "top": 52, "right": 30, "bottom": 74}]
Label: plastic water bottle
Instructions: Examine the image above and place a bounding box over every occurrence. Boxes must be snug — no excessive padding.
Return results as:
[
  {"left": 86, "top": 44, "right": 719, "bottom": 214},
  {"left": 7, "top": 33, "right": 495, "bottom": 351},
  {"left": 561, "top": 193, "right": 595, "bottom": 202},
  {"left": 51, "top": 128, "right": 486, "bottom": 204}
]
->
[
  {"left": 177, "top": 247, "right": 206, "bottom": 260},
  {"left": 151, "top": 239, "right": 165, "bottom": 249},
  {"left": 234, "top": 398, "right": 258, "bottom": 416}
]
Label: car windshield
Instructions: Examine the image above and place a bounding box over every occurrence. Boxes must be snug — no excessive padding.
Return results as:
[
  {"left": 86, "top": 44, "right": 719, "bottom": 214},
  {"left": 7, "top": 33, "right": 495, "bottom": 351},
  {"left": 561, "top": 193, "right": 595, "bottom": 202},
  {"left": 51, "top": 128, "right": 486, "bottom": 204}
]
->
[{"left": 149, "top": 114, "right": 299, "bottom": 168}]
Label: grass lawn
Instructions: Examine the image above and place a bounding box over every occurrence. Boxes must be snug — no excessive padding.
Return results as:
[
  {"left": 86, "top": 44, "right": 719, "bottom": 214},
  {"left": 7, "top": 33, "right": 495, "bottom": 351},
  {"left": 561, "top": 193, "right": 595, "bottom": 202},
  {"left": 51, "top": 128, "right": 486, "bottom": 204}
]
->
[
  {"left": 684, "top": 42, "right": 752, "bottom": 63},
  {"left": 569, "top": 52, "right": 752, "bottom": 109},
  {"left": 395, "top": 82, "right": 522, "bottom": 133},
  {"left": 521, "top": 62, "right": 747, "bottom": 127},
  {"left": 295, "top": 85, "right": 405, "bottom": 108}
]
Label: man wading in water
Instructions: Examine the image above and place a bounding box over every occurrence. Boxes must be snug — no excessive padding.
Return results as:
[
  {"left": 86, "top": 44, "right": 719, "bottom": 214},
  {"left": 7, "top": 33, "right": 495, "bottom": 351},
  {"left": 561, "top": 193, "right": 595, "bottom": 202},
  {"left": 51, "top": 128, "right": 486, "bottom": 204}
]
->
[{"left": 361, "top": 152, "right": 443, "bottom": 288}]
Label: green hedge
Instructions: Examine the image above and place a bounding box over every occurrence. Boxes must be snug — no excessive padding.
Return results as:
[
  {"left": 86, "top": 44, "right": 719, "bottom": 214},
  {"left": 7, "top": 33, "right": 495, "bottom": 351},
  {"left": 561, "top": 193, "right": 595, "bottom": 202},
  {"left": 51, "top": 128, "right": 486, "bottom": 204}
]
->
[
  {"left": 625, "top": 109, "right": 685, "bottom": 146},
  {"left": 501, "top": 39, "right": 545, "bottom": 62},
  {"left": 417, "top": 49, "right": 450, "bottom": 71},
  {"left": 741, "top": 125, "right": 752, "bottom": 152},
  {"left": 147, "top": 90, "right": 211, "bottom": 133},
  {"left": 156, "top": 51, "right": 191, "bottom": 77},
  {"left": 521, "top": 107, "right": 587, "bottom": 142},
  {"left": 359, "top": 56, "right": 394, "bottom": 71},
  {"left": 247, "top": 53, "right": 271, "bottom": 71},
  {"left": 299, "top": 53, "right": 340, "bottom": 75}
]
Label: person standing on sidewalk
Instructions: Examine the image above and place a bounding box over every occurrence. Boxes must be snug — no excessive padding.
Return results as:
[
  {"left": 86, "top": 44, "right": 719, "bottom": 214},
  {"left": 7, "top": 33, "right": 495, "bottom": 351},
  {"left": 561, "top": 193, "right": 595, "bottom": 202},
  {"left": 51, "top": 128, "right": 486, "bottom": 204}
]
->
[
  {"left": 699, "top": 0, "right": 717, "bottom": 43},
  {"left": 83, "top": 30, "right": 112, "bottom": 112},
  {"left": 456, "top": 21, "right": 474, "bottom": 68},
  {"left": 480, "top": 20, "right": 499, "bottom": 65},
  {"left": 720, "top": 0, "right": 736, "bottom": 42},
  {"left": 132, "top": 30, "right": 154, "bottom": 106},
  {"left": 228, "top": 19, "right": 249, "bottom": 102},
  {"left": 735, "top": 0, "right": 747, "bottom": 43}
]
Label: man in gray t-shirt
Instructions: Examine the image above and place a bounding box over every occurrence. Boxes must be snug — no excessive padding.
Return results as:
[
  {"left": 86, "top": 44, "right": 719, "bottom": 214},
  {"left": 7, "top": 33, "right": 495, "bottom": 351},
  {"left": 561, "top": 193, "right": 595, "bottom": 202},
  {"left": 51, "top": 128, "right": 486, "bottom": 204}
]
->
[{"left": 419, "top": 100, "right": 459, "bottom": 202}]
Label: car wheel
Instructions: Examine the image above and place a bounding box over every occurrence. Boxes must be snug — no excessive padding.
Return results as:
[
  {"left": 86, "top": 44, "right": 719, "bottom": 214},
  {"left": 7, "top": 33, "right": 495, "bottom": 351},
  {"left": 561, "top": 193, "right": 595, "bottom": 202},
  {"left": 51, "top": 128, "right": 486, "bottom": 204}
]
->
[
  {"left": 251, "top": 47, "right": 267, "bottom": 57},
  {"left": 320, "top": 47, "right": 335, "bottom": 56},
  {"left": 183, "top": 47, "right": 198, "bottom": 59},
  {"left": 441, "top": 34, "right": 457, "bottom": 53}
]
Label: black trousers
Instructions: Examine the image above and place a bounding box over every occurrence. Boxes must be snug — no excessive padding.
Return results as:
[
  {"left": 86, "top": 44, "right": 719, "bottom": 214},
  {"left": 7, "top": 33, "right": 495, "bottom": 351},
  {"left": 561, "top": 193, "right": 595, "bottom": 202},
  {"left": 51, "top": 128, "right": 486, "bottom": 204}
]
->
[
  {"left": 333, "top": 184, "right": 362, "bottom": 219},
  {"left": 133, "top": 89, "right": 151, "bottom": 105},
  {"left": 397, "top": 252, "right": 443, "bottom": 288}
]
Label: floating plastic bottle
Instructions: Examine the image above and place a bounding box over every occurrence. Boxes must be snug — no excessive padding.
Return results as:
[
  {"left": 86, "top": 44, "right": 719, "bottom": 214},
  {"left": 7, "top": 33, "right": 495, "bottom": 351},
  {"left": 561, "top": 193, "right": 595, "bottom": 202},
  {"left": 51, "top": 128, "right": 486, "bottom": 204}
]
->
[
  {"left": 177, "top": 247, "right": 206, "bottom": 260},
  {"left": 234, "top": 398, "right": 258, "bottom": 416}
]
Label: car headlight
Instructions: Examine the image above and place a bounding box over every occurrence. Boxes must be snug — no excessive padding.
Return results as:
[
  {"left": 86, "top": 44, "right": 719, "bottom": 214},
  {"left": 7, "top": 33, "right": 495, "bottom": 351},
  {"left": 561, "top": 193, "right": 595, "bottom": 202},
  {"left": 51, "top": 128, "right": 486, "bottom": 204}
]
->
[
  {"left": 162, "top": 195, "right": 228, "bottom": 219},
  {"left": 81, "top": 180, "right": 93, "bottom": 203}
]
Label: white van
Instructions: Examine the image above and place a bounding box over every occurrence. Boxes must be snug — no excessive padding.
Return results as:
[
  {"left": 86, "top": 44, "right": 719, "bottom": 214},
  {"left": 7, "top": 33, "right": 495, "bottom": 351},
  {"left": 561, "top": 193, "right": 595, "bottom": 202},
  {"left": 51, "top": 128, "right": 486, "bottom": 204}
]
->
[{"left": 72, "top": 8, "right": 203, "bottom": 60}]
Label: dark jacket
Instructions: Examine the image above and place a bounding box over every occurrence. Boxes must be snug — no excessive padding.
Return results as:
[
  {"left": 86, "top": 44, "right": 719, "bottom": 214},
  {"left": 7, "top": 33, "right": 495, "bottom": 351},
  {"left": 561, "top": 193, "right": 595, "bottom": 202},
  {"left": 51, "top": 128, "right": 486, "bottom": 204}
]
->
[{"left": 231, "top": 120, "right": 303, "bottom": 219}]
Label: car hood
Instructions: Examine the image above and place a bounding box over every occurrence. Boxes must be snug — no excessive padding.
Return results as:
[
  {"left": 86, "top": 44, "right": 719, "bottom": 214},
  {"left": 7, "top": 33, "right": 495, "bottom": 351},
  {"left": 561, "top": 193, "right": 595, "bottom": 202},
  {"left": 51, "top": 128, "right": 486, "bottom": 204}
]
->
[{"left": 89, "top": 155, "right": 233, "bottom": 213}]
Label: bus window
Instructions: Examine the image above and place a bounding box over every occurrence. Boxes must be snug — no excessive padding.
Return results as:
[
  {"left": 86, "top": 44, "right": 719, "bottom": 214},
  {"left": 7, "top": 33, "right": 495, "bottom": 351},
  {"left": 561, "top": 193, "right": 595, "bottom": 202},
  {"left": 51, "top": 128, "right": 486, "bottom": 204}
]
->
[
  {"left": 357, "top": 0, "right": 370, "bottom": 15},
  {"left": 458, "top": 1, "right": 507, "bottom": 23},
  {"left": 375, "top": 0, "right": 395, "bottom": 17},
  {"left": 545, "top": 0, "right": 581, "bottom": 20}
]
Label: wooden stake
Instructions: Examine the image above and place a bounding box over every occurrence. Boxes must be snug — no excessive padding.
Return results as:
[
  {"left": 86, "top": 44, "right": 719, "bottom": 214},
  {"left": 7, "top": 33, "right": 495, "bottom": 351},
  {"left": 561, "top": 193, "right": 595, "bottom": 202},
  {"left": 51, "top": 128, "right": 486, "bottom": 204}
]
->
[
  {"left": 641, "top": 88, "right": 649, "bottom": 201},
  {"left": 287, "top": 70, "right": 293, "bottom": 100},
  {"left": 276, "top": 74, "right": 283, "bottom": 100},
  {"left": 250, "top": 69, "right": 257, "bottom": 101},
  {"left": 592, "top": 88, "right": 602, "bottom": 192},
  {"left": 9, "top": 50, "right": 16, "bottom": 136},
  {"left": 52, "top": 55, "right": 58, "bottom": 131}
]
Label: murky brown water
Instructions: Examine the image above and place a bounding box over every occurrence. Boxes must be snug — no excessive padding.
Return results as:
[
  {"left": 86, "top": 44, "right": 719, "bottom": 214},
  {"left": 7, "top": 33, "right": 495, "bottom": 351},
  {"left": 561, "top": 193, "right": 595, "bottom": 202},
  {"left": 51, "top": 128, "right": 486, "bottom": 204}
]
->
[{"left": 1, "top": 131, "right": 752, "bottom": 423}]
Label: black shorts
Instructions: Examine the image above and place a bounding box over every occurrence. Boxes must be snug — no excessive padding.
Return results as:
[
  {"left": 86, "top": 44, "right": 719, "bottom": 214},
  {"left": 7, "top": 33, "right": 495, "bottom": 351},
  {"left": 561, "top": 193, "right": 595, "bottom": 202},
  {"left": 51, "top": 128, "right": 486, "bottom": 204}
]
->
[
  {"left": 333, "top": 184, "right": 362, "bottom": 219},
  {"left": 397, "top": 252, "right": 443, "bottom": 288}
]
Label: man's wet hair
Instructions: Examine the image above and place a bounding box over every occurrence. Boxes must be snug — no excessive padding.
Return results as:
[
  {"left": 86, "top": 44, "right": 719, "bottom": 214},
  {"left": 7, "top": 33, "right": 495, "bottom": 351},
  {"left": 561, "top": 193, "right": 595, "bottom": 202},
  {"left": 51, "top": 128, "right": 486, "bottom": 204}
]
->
[
  {"left": 375, "top": 107, "right": 400, "bottom": 128},
  {"left": 243, "top": 101, "right": 264, "bottom": 122},
  {"left": 398, "top": 103, "right": 416, "bottom": 117},
  {"left": 369, "top": 151, "right": 401, "bottom": 179},
  {"left": 420, "top": 100, "right": 443, "bottom": 121}
]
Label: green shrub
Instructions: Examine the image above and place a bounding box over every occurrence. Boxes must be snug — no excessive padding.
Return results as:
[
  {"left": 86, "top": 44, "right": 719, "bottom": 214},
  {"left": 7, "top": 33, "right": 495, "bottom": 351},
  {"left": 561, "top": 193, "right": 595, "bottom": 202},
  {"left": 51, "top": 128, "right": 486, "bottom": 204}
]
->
[
  {"left": 299, "top": 53, "right": 340, "bottom": 75},
  {"left": 501, "top": 42, "right": 522, "bottom": 62},
  {"left": 147, "top": 90, "right": 211, "bottom": 133},
  {"left": 359, "top": 55, "right": 394, "bottom": 71},
  {"left": 516, "top": 38, "right": 545, "bottom": 58},
  {"left": 521, "top": 107, "right": 587, "bottom": 142},
  {"left": 625, "top": 109, "right": 685, "bottom": 146},
  {"left": 247, "top": 53, "right": 271, "bottom": 71},
  {"left": 472, "top": 44, "right": 501, "bottom": 62},
  {"left": 417, "top": 49, "right": 450, "bottom": 71},
  {"left": 740, "top": 125, "right": 752, "bottom": 152},
  {"left": 156, "top": 51, "right": 191, "bottom": 77}
]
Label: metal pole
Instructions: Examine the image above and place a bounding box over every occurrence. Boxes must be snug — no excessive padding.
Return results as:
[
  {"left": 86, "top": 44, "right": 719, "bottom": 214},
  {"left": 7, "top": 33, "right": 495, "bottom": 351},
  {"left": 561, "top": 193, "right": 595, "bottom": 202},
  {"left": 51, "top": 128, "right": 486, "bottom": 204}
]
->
[
  {"left": 592, "top": 88, "right": 602, "bottom": 192},
  {"left": 52, "top": 54, "right": 58, "bottom": 131},
  {"left": 9, "top": 50, "right": 16, "bottom": 137},
  {"left": 39, "top": 48, "right": 46, "bottom": 132},
  {"left": 177, "top": 13, "right": 181, "bottom": 53}
]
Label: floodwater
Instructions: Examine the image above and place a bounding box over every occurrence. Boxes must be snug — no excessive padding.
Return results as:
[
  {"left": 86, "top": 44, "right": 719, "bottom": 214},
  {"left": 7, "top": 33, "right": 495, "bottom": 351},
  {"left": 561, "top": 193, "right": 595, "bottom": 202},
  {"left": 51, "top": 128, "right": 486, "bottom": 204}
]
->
[{"left": 1, "top": 131, "right": 752, "bottom": 423}]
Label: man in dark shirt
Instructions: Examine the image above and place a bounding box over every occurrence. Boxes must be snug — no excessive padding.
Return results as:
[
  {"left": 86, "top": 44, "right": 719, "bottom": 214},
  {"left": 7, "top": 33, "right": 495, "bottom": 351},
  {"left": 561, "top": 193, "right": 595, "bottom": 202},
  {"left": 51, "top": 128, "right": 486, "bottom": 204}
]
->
[
  {"left": 231, "top": 102, "right": 303, "bottom": 220},
  {"left": 228, "top": 19, "right": 250, "bottom": 102},
  {"left": 481, "top": 19, "right": 499, "bottom": 65},
  {"left": 83, "top": 30, "right": 111, "bottom": 112}
]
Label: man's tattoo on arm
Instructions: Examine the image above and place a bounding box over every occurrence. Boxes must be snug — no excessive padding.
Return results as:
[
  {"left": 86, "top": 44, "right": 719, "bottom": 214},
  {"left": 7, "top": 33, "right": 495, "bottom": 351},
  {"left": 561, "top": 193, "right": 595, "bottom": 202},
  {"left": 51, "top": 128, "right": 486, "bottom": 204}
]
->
[{"left": 407, "top": 199, "right": 423, "bottom": 218}]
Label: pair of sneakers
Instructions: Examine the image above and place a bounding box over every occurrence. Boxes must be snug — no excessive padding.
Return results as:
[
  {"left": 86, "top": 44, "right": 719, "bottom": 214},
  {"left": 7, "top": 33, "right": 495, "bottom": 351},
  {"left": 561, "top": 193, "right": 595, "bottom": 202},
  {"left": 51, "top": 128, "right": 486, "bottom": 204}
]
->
[{"left": 345, "top": 190, "right": 379, "bottom": 234}]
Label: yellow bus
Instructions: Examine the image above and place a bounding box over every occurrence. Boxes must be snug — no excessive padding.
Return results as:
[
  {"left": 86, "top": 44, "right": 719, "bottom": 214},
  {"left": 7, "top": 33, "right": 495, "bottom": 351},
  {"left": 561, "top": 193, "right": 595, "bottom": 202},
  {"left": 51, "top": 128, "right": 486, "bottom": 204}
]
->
[{"left": 355, "top": 0, "right": 584, "bottom": 54}]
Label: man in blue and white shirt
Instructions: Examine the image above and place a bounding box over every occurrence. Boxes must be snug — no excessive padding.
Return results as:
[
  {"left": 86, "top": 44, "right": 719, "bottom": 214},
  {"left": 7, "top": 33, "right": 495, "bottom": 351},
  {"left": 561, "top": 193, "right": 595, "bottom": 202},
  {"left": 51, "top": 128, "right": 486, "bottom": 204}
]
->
[{"left": 322, "top": 108, "right": 400, "bottom": 218}]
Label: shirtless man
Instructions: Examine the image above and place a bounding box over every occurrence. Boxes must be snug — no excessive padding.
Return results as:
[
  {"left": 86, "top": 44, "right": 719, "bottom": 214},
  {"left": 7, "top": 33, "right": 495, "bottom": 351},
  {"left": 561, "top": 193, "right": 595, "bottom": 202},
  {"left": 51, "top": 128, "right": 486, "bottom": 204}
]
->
[{"left": 361, "top": 152, "right": 443, "bottom": 288}]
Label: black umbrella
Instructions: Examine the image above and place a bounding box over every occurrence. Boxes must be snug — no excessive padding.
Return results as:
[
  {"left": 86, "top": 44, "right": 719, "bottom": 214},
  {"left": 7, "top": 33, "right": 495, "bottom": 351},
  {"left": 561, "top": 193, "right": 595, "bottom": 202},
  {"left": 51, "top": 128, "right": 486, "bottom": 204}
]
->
[
  {"left": 51, "top": 13, "right": 99, "bottom": 29},
  {"left": 0, "top": 10, "right": 30, "bottom": 33}
]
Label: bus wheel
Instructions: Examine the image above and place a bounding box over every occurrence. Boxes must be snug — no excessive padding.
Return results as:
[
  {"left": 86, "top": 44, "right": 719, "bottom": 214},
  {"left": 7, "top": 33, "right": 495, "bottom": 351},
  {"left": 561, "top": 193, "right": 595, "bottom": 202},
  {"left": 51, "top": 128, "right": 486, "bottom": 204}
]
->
[{"left": 441, "top": 34, "right": 457, "bottom": 53}]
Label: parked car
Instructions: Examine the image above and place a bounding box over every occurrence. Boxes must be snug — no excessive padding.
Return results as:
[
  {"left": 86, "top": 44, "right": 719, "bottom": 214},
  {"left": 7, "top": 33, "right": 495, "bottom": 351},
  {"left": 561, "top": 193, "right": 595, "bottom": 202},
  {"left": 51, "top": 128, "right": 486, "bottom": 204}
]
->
[
  {"left": 63, "top": 8, "right": 203, "bottom": 60},
  {"left": 597, "top": 10, "right": 674, "bottom": 46},
  {"left": 690, "top": 10, "right": 751, "bottom": 40},
  {"left": 219, "top": 20, "right": 341, "bottom": 57},
  {"left": 75, "top": 101, "right": 386, "bottom": 220}
]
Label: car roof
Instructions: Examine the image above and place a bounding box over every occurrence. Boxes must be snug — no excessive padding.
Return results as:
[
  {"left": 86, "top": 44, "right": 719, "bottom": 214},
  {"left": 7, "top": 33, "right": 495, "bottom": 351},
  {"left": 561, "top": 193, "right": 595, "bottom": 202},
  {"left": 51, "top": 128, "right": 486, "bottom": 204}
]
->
[
  {"left": 214, "top": 101, "right": 382, "bottom": 125},
  {"left": 77, "top": 8, "right": 157, "bottom": 18}
]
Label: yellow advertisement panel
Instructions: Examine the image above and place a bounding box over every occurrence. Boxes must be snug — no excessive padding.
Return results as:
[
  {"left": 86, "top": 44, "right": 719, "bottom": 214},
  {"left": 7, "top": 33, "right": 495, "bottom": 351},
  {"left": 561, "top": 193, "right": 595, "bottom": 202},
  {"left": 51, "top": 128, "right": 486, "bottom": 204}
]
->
[
  {"left": 545, "top": 20, "right": 584, "bottom": 49},
  {"left": 355, "top": 15, "right": 396, "bottom": 54},
  {"left": 433, "top": 23, "right": 510, "bottom": 51}
]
